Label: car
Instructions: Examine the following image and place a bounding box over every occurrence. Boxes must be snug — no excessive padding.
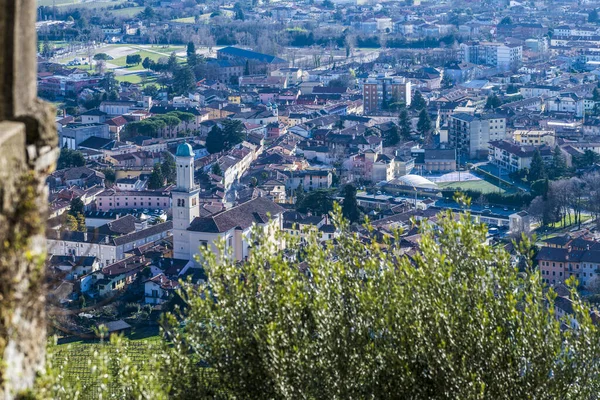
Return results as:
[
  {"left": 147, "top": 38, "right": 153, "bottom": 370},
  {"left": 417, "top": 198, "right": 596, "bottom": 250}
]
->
[
  {"left": 482, "top": 209, "right": 492, "bottom": 214},
  {"left": 484, "top": 205, "right": 490, "bottom": 209},
  {"left": 503, "top": 207, "right": 509, "bottom": 211},
  {"left": 376, "top": 191, "right": 382, "bottom": 195}
]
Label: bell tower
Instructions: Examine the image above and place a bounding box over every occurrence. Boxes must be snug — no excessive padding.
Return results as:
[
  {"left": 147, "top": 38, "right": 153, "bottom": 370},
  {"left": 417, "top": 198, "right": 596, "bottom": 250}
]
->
[{"left": 172, "top": 143, "right": 200, "bottom": 259}]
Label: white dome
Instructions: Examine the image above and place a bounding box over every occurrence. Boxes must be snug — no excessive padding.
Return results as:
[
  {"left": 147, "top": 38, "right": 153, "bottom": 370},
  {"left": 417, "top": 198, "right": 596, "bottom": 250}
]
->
[{"left": 396, "top": 174, "right": 438, "bottom": 190}]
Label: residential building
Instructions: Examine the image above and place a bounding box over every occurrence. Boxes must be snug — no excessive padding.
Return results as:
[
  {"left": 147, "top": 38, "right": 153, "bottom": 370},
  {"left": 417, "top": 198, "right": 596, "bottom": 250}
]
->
[
  {"left": 488, "top": 140, "right": 553, "bottom": 172},
  {"left": 449, "top": 113, "right": 507, "bottom": 159},
  {"left": 363, "top": 75, "right": 412, "bottom": 114}
]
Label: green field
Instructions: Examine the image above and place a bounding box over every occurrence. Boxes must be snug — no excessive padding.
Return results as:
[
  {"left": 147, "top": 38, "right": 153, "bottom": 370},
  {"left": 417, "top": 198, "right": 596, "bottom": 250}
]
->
[
  {"left": 437, "top": 180, "right": 506, "bottom": 194},
  {"left": 171, "top": 16, "right": 196, "bottom": 23},
  {"left": 115, "top": 74, "right": 144, "bottom": 84}
]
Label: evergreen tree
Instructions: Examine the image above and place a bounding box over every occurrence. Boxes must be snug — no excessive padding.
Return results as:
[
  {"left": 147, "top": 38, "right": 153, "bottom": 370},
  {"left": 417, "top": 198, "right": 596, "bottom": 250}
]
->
[
  {"left": 212, "top": 163, "right": 222, "bottom": 176},
  {"left": 341, "top": 184, "right": 360, "bottom": 223},
  {"left": 417, "top": 109, "right": 432, "bottom": 137},
  {"left": 528, "top": 149, "right": 546, "bottom": 182},
  {"left": 206, "top": 125, "right": 225, "bottom": 154},
  {"left": 187, "top": 42, "right": 197, "bottom": 67},
  {"left": 589, "top": 9, "right": 599, "bottom": 23},
  {"left": 69, "top": 198, "right": 85, "bottom": 217},
  {"left": 399, "top": 109, "right": 412, "bottom": 139},
  {"left": 161, "top": 152, "right": 177, "bottom": 184},
  {"left": 147, "top": 164, "right": 164, "bottom": 189},
  {"left": 173, "top": 66, "right": 196, "bottom": 95},
  {"left": 485, "top": 94, "right": 501, "bottom": 109},
  {"left": 411, "top": 90, "right": 426, "bottom": 110},
  {"left": 383, "top": 125, "right": 401, "bottom": 147},
  {"left": 550, "top": 146, "right": 567, "bottom": 178},
  {"left": 244, "top": 60, "right": 250, "bottom": 76}
]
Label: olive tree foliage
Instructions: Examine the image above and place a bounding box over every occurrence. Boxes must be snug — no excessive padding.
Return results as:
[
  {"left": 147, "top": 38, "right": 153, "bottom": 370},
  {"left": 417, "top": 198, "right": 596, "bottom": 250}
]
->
[{"left": 37, "top": 204, "right": 600, "bottom": 399}]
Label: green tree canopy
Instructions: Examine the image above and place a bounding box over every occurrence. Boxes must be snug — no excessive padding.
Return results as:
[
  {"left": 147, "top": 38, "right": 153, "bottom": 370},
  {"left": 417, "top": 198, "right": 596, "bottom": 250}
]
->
[
  {"left": 398, "top": 109, "right": 412, "bottom": 139},
  {"left": 528, "top": 149, "right": 546, "bottom": 182},
  {"left": 147, "top": 164, "right": 164, "bottom": 189},
  {"left": 485, "top": 94, "right": 502, "bottom": 109},
  {"left": 341, "top": 184, "right": 360, "bottom": 223},
  {"left": 57, "top": 148, "right": 85, "bottom": 169},
  {"left": 39, "top": 204, "right": 600, "bottom": 398},
  {"left": 297, "top": 189, "right": 334, "bottom": 215},
  {"left": 68, "top": 198, "right": 84, "bottom": 217},
  {"left": 411, "top": 90, "right": 426, "bottom": 110},
  {"left": 416, "top": 109, "right": 431, "bottom": 137}
]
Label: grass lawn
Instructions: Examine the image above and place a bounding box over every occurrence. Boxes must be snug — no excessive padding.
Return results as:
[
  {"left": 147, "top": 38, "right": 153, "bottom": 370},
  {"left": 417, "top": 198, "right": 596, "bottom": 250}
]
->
[
  {"left": 61, "top": 0, "right": 129, "bottom": 10},
  {"left": 548, "top": 213, "right": 592, "bottom": 229},
  {"left": 116, "top": 74, "right": 144, "bottom": 84},
  {"left": 171, "top": 16, "right": 196, "bottom": 23},
  {"left": 437, "top": 180, "right": 506, "bottom": 194}
]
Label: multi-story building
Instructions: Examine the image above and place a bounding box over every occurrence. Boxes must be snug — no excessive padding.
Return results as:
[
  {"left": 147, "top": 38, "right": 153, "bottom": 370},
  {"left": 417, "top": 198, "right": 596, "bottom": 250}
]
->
[
  {"left": 46, "top": 221, "right": 172, "bottom": 269},
  {"left": 271, "top": 68, "right": 303, "bottom": 86},
  {"left": 449, "top": 113, "right": 507, "bottom": 159},
  {"left": 96, "top": 189, "right": 172, "bottom": 212},
  {"left": 488, "top": 140, "right": 553, "bottom": 173},
  {"left": 363, "top": 75, "right": 411, "bottom": 114},
  {"left": 59, "top": 123, "right": 110, "bottom": 149},
  {"left": 536, "top": 236, "right": 600, "bottom": 288},
  {"left": 460, "top": 42, "right": 522, "bottom": 71},
  {"left": 513, "top": 129, "right": 555, "bottom": 146},
  {"left": 282, "top": 169, "right": 333, "bottom": 191}
]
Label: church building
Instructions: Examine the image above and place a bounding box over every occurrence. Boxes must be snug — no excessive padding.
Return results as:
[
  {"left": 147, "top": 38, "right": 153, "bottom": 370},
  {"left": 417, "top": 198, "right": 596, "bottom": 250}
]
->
[{"left": 172, "top": 143, "right": 285, "bottom": 263}]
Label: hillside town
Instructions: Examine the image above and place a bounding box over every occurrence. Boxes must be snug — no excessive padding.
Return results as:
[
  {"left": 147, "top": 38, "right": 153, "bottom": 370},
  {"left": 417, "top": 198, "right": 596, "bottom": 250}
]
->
[{"left": 38, "top": 0, "right": 600, "bottom": 337}]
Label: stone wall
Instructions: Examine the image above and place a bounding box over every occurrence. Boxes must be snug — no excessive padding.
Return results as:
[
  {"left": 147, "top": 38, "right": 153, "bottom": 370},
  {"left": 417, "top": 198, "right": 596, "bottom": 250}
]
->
[{"left": 0, "top": 1, "right": 58, "bottom": 397}]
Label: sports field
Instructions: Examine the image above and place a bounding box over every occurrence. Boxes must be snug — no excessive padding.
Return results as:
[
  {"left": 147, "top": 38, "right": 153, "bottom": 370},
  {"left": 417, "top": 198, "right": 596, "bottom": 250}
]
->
[{"left": 437, "top": 180, "right": 505, "bottom": 194}]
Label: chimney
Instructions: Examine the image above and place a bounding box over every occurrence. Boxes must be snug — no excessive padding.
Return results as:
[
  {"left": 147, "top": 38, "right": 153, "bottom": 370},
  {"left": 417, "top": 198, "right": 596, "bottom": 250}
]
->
[{"left": 83, "top": 232, "right": 88, "bottom": 241}]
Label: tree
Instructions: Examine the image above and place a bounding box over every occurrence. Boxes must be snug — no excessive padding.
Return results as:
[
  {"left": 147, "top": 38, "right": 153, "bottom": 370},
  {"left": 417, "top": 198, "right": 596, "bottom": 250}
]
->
[
  {"left": 101, "top": 168, "right": 116, "bottom": 186},
  {"left": 549, "top": 146, "right": 567, "bottom": 179},
  {"left": 143, "top": 84, "right": 159, "bottom": 98},
  {"left": 297, "top": 189, "right": 334, "bottom": 215},
  {"left": 417, "top": 109, "right": 431, "bottom": 138},
  {"left": 187, "top": 42, "right": 197, "bottom": 67},
  {"left": 173, "top": 66, "right": 196, "bottom": 95},
  {"left": 499, "top": 16, "right": 512, "bottom": 25},
  {"left": 76, "top": 213, "right": 86, "bottom": 232},
  {"left": 63, "top": 214, "right": 79, "bottom": 231},
  {"left": 322, "top": 0, "right": 334, "bottom": 8},
  {"left": 589, "top": 9, "right": 599, "bottom": 23},
  {"left": 126, "top": 54, "right": 142, "bottom": 65},
  {"left": 244, "top": 60, "right": 250, "bottom": 76},
  {"left": 441, "top": 74, "right": 453, "bottom": 89},
  {"left": 142, "top": 57, "right": 155, "bottom": 71},
  {"left": 506, "top": 84, "right": 519, "bottom": 94},
  {"left": 383, "top": 124, "right": 401, "bottom": 147},
  {"left": 141, "top": 5, "right": 155, "bottom": 20},
  {"left": 40, "top": 204, "right": 600, "bottom": 398},
  {"left": 341, "top": 184, "right": 360, "bottom": 223},
  {"left": 57, "top": 148, "right": 85, "bottom": 169},
  {"left": 528, "top": 149, "right": 546, "bottom": 182},
  {"left": 411, "top": 90, "right": 426, "bottom": 110},
  {"left": 147, "top": 164, "right": 164, "bottom": 189},
  {"left": 398, "top": 109, "right": 412, "bottom": 139},
  {"left": 161, "top": 152, "right": 177, "bottom": 184},
  {"left": 93, "top": 53, "right": 110, "bottom": 61},
  {"left": 485, "top": 94, "right": 501, "bottom": 109},
  {"left": 206, "top": 125, "right": 225, "bottom": 154},
  {"left": 594, "top": 87, "right": 600, "bottom": 101},
  {"left": 69, "top": 198, "right": 84, "bottom": 217},
  {"left": 211, "top": 162, "right": 222, "bottom": 176}
]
